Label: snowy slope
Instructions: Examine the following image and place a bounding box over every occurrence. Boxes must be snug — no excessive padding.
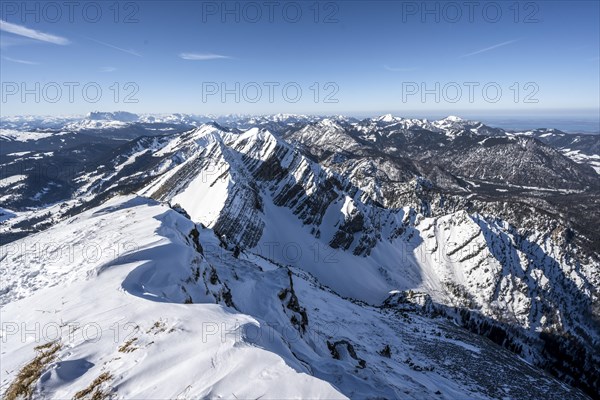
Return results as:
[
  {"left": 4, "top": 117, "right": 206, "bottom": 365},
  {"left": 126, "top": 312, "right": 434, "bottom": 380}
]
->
[
  {"left": 133, "top": 123, "right": 599, "bottom": 396},
  {"left": 0, "top": 196, "right": 343, "bottom": 399},
  {"left": 137, "top": 124, "right": 599, "bottom": 333},
  {"left": 1, "top": 195, "right": 588, "bottom": 399},
  {"left": 1, "top": 115, "right": 599, "bottom": 398}
]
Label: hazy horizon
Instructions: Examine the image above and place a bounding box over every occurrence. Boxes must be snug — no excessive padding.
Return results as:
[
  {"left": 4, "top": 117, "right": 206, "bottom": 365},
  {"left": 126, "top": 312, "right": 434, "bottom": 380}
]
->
[{"left": 2, "top": 109, "right": 599, "bottom": 134}]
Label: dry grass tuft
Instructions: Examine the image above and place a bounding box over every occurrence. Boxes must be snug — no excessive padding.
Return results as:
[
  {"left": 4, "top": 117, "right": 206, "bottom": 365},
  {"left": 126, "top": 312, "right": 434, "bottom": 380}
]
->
[
  {"left": 117, "top": 337, "right": 138, "bottom": 353},
  {"left": 146, "top": 320, "right": 167, "bottom": 335},
  {"left": 73, "top": 372, "right": 113, "bottom": 400},
  {"left": 5, "top": 341, "right": 62, "bottom": 400}
]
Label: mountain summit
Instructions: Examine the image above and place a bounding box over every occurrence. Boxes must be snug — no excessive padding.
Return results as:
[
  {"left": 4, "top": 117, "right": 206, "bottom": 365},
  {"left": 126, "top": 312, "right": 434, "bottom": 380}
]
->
[{"left": 1, "top": 114, "right": 599, "bottom": 399}]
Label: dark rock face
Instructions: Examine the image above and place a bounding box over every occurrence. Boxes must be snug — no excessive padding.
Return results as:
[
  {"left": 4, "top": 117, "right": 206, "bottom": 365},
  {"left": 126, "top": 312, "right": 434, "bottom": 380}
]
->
[
  {"left": 383, "top": 290, "right": 434, "bottom": 313},
  {"left": 327, "top": 340, "right": 367, "bottom": 369},
  {"left": 278, "top": 269, "right": 309, "bottom": 333}
]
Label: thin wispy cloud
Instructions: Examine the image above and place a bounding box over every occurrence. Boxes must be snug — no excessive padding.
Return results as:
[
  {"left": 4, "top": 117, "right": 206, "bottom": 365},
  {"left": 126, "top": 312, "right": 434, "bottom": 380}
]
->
[
  {"left": 86, "top": 37, "right": 142, "bottom": 57},
  {"left": 460, "top": 39, "right": 520, "bottom": 58},
  {"left": 101, "top": 66, "right": 117, "bottom": 72},
  {"left": 384, "top": 65, "right": 417, "bottom": 72},
  {"left": 179, "top": 52, "right": 231, "bottom": 61},
  {"left": 0, "top": 20, "right": 69, "bottom": 45},
  {"left": 0, "top": 35, "right": 33, "bottom": 48},
  {"left": 2, "top": 56, "right": 38, "bottom": 65}
]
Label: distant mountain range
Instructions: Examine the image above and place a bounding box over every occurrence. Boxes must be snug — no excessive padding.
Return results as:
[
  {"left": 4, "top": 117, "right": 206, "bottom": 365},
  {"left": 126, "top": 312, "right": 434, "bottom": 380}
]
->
[{"left": 1, "top": 113, "right": 599, "bottom": 399}]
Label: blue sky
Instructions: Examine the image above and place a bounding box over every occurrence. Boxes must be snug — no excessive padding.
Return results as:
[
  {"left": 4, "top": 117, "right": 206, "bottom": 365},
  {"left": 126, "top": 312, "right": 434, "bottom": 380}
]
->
[{"left": 1, "top": 0, "right": 599, "bottom": 122}]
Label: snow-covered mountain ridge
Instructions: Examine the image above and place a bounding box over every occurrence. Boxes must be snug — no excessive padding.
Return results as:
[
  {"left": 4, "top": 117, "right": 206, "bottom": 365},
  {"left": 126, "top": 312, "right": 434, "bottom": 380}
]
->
[
  {"left": 0, "top": 195, "right": 591, "bottom": 399},
  {"left": 1, "top": 114, "right": 599, "bottom": 398}
]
